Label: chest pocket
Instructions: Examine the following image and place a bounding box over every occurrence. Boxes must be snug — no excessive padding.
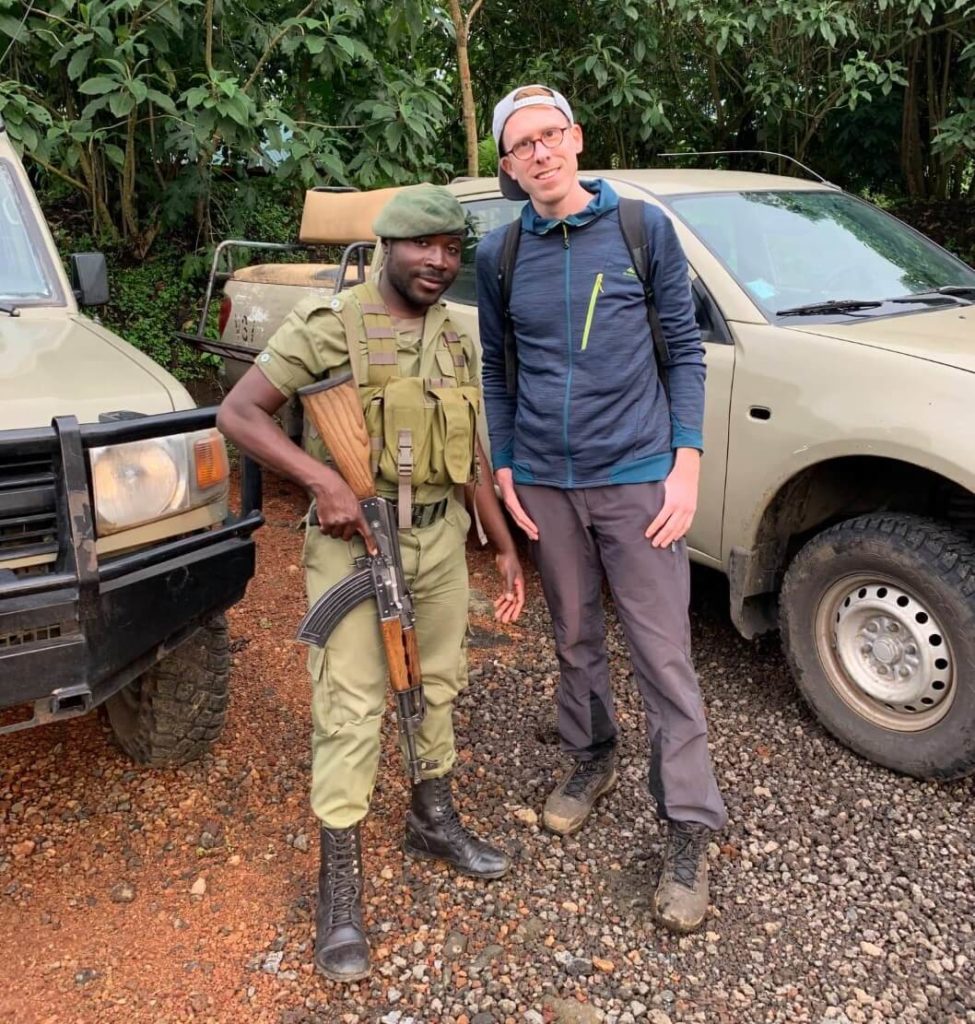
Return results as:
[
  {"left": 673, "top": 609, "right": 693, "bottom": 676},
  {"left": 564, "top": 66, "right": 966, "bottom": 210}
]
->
[
  {"left": 426, "top": 381, "right": 480, "bottom": 484},
  {"left": 428, "top": 342, "right": 479, "bottom": 484},
  {"left": 362, "top": 375, "right": 479, "bottom": 488}
]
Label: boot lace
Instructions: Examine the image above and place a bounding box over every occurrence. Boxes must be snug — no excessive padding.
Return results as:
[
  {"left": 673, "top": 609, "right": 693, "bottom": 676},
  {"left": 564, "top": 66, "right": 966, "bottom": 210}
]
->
[
  {"left": 563, "top": 755, "right": 611, "bottom": 799},
  {"left": 665, "top": 823, "right": 709, "bottom": 889},
  {"left": 429, "top": 776, "right": 470, "bottom": 844},
  {"left": 325, "top": 828, "right": 361, "bottom": 923}
]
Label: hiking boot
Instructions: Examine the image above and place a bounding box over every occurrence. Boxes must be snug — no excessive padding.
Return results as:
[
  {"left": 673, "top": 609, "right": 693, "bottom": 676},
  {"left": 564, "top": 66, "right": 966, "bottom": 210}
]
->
[
  {"left": 542, "top": 752, "right": 617, "bottom": 836},
  {"left": 403, "top": 774, "right": 511, "bottom": 879},
  {"left": 653, "top": 820, "right": 712, "bottom": 933},
  {"left": 315, "top": 825, "right": 370, "bottom": 983}
]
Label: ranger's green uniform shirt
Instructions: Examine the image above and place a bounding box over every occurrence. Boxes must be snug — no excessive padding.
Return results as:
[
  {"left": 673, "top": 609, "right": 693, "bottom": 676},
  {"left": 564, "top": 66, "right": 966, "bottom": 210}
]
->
[
  {"left": 256, "top": 290, "right": 481, "bottom": 505},
  {"left": 254, "top": 285, "right": 479, "bottom": 829}
]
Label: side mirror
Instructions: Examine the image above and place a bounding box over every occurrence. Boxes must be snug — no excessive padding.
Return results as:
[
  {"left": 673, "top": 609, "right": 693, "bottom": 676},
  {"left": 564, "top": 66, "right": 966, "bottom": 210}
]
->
[
  {"left": 70, "top": 252, "right": 109, "bottom": 306},
  {"left": 690, "top": 276, "right": 731, "bottom": 344},
  {"left": 691, "top": 289, "right": 712, "bottom": 340}
]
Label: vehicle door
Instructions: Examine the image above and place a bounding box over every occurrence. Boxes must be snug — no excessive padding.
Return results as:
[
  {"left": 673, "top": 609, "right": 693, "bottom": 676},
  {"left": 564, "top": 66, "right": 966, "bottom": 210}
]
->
[{"left": 609, "top": 180, "right": 738, "bottom": 565}]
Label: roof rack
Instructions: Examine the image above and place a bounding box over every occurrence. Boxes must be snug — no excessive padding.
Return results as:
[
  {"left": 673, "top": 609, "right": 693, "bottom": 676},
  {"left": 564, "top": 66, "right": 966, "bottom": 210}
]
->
[{"left": 657, "top": 149, "right": 835, "bottom": 187}]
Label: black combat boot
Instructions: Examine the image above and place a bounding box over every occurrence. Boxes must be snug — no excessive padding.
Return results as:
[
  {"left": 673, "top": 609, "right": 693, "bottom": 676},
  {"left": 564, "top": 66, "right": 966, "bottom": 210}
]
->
[
  {"left": 403, "top": 775, "right": 511, "bottom": 879},
  {"left": 314, "top": 825, "right": 370, "bottom": 983}
]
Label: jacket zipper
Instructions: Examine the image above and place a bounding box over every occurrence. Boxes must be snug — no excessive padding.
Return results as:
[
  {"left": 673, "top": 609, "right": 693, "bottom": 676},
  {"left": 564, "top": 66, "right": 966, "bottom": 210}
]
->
[
  {"left": 580, "top": 272, "right": 604, "bottom": 351},
  {"left": 561, "top": 223, "right": 574, "bottom": 486}
]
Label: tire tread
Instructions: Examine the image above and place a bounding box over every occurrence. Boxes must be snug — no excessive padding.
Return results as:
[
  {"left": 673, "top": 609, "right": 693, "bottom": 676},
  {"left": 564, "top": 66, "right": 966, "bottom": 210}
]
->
[{"left": 105, "top": 616, "right": 231, "bottom": 766}]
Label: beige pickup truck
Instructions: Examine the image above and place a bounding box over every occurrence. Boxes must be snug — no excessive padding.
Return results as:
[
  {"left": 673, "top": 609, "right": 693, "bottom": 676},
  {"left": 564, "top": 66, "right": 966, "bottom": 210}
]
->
[
  {"left": 1, "top": 117, "right": 262, "bottom": 764},
  {"left": 190, "top": 173, "right": 975, "bottom": 782}
]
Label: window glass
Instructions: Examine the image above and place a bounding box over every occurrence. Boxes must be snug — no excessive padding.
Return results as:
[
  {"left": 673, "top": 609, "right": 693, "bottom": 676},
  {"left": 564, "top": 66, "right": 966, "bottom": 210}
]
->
[
  {"left": 669, "top": 191, "right": 975, "bottom": 317},
  {"left": 0, "top": 160, "right": 62, "bottom": 304},
  {"left": 446, "top": 197, "right": 523, "bottom": 305}
]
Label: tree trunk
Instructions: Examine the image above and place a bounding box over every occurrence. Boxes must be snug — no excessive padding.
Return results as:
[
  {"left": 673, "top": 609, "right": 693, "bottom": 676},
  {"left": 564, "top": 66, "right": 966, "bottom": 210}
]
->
[
  {"left": 900, "top": 42, "right": 925, "bottom": 198},
  {"left": 121, "top": 111, "right": 139, "bottom": 242},
  {"left": 448, "top": 0, "right": 480, "bottom": 177}
]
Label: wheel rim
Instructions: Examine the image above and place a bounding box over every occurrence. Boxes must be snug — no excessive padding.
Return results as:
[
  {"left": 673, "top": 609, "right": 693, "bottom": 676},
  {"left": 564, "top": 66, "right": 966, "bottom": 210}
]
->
[{"left": 815, "top": 575, "right": 955, "bottom": 731}]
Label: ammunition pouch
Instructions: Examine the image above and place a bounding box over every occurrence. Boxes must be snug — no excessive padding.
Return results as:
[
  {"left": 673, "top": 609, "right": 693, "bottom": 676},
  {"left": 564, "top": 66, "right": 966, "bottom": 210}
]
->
[{"left": 362, "top": 377, "right": 479, "bottom": 489}]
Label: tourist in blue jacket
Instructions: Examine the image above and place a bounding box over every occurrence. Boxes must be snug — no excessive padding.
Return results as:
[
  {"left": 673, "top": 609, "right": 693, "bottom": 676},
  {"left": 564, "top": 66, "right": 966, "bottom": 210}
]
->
[{"left": 476, "top": 84, "right": 728, "bottom": 934}]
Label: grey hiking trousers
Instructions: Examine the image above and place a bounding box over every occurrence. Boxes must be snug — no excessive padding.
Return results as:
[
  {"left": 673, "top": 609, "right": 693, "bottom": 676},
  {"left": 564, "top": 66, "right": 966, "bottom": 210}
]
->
[{"left": 517, "top": 481, "right": 727, "bottom": 831}]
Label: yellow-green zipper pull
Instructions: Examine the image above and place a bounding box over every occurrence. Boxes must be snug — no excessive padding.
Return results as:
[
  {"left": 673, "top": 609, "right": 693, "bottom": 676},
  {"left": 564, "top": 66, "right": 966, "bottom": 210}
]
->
[{"left": 580, "top": 272, "right": 604, "bottom": 351}]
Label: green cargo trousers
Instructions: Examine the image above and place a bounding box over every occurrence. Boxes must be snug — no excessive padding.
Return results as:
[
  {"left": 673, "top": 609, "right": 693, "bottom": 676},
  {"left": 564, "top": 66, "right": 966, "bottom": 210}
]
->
[{"left": 302, "top": 498, "right": 472, "bottom": 828}]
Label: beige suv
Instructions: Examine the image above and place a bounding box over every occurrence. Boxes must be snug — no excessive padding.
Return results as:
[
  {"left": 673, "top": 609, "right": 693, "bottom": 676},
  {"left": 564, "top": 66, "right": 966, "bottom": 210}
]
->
[
  {"left": 0, "top": 118, "right": 261, "bottom": 763},
  {"left": 203, "top": 171, "right": 975, "bottom": 781}
]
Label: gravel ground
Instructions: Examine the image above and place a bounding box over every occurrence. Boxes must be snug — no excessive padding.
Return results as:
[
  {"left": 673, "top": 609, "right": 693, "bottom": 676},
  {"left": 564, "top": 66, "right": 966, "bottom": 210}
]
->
[{"left": 1, "top": 475, "right": 973, "bottom": 1024}]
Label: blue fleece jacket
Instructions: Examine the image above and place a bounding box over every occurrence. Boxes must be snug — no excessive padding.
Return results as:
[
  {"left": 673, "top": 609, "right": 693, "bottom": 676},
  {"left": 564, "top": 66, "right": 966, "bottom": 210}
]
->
[{"left": 475, "top": 179, "right": 705, "bottom": 488}]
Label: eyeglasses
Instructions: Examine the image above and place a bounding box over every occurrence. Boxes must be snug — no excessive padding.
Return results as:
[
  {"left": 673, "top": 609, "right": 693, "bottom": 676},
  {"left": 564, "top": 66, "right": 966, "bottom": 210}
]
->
[{"left": 506, "top": 126, "right": 570, "bottom": 161}]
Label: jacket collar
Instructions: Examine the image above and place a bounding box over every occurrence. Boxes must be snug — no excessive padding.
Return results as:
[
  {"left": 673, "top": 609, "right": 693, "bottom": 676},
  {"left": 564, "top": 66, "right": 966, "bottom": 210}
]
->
[{"left": 520, "top": 178, "right": 619, "bottom": 235}]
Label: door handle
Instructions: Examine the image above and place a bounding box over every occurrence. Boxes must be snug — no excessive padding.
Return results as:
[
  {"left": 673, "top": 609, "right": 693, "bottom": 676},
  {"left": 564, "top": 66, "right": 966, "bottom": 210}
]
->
[{"left": 748, "top": 406, "right": 771, "bottom": 421}]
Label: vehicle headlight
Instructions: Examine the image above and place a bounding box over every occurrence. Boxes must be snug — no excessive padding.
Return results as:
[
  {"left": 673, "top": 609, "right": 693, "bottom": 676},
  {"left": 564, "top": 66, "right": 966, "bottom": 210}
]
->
[{"left": 90, "top": 429, "right": 230, "bottom": 535}]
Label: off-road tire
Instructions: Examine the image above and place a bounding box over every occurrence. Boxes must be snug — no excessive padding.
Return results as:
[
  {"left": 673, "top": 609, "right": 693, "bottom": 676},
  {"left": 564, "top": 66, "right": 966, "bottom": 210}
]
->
[
  {"left": 104, "top": 615, "right": 231, "bottom": 766},
  {"left": 780, "top": 513, "right": 975, "bottom": 780}
]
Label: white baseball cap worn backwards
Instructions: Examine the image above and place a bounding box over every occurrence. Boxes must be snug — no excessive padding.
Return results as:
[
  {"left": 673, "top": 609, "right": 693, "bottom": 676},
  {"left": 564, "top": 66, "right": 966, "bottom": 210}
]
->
[{"left": 491, "top": 85, "right": 575, "bottom": 200}]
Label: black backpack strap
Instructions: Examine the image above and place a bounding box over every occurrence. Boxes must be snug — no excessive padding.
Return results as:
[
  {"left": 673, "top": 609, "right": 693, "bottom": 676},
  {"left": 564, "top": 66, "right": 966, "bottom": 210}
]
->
[
  {"left": 497, "top": 217, "right": 523, "bottom": 396},
  {"left": 617, "top": 197, "right": 670, "bottom": 391}
]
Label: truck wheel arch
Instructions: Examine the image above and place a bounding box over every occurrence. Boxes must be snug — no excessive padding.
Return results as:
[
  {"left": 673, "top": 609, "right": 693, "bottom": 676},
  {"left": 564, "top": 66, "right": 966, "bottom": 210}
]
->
[{"left": 728, "top": 455, "right": 975, "bottom": 639}]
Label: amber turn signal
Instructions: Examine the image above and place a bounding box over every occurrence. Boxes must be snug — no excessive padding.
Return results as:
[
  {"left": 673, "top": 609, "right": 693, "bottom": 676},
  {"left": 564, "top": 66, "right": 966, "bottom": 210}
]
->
[{"left": 194, "top": 433, "right": 229, "bottom": 490}]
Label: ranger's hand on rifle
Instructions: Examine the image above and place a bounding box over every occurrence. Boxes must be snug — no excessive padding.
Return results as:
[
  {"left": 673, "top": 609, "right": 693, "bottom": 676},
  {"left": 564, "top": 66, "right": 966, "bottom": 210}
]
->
[
  {"left": 215, "top": 367, "right": 376, "bottom": 558},
  {"left": 310, "top": 466, "right": 377, "bottom": 554}
]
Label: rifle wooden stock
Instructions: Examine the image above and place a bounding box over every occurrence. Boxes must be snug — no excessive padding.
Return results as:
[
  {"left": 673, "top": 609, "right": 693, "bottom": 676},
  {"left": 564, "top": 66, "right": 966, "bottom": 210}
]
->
[
  {"left": 297, "top": 373, "right": 376, "bottom": 501},
  {"left": 381, "top": 619, "right": 423, "bottom": 695}
]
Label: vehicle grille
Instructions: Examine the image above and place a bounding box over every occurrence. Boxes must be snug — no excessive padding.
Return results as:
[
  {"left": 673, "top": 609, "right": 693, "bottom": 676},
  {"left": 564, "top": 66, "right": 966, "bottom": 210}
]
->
[
  {"left": 0, "top": 452, "right": 58, "bottom": 566},
  {"left": 0, "top": 623, "right": 62, "bottom": 648}
]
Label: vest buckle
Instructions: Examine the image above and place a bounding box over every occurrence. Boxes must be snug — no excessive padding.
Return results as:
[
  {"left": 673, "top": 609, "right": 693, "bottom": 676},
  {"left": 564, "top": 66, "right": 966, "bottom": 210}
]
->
[{"left": 397, "top": 429, "right": 413, "bottom": 530}]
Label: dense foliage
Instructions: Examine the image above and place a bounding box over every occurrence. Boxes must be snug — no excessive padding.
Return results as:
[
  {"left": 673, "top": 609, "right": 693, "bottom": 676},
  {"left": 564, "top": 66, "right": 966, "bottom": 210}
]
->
[
  {"left": 2, "top": 1, "right": 973, "bottom": 379},
  {"left": 470, "top": 0, "right": 975, "bottom": 198},
  {"left": 0, "top": 0, "right": 451, "bottom": 254},
  {"left": 4, "top": 0, "right": 974, "bottom": 245}
]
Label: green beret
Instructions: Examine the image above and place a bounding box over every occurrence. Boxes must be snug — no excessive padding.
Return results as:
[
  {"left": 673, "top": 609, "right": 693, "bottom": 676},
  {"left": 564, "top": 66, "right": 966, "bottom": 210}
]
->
[{"left": 372, "top": 186, "right": 466, "bottom": 239}]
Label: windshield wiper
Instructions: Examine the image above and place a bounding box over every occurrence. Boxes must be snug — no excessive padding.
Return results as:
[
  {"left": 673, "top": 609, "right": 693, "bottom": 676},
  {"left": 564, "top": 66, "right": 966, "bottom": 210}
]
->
[
  {"left": 0, "top": 302, "right": 20, "bottom": 317},
  {"left": 776, "top": 299, "right": 883, "bottom": 317},
  {"left": 887, "top": 288, "right": 974, "bottom": 306}
]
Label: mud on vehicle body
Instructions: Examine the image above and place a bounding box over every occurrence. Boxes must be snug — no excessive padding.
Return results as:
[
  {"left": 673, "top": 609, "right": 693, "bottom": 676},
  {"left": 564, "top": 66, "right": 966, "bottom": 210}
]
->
[
  {"left": 185, "top": 167, "right": 975, "bottom": 781},
  {"left": 0, "top": 116, "right": 262, "bottom": 764}
]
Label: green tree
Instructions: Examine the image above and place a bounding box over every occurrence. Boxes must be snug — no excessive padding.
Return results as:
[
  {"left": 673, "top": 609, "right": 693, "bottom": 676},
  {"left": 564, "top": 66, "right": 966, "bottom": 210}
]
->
[
  {"left": 447, "top": 0, "right": 487, "bottom": 176},
  {"left": 0, "top": 0, "right": 452, "bottom": 255},
  {"left": 463, "top": 0, "right": 975, "bottom": 197}
]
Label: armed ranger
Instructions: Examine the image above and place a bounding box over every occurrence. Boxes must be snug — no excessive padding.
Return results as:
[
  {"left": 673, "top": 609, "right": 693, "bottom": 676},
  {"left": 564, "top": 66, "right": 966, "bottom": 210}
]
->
[{"left": 295, "top": 373, "right": 431, "bottom": 783}]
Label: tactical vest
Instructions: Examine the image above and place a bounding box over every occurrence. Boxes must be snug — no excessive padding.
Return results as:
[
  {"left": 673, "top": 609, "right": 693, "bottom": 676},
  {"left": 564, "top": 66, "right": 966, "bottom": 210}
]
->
[{"left": 315, "top": 281, "right": 480, "bottom": 520}]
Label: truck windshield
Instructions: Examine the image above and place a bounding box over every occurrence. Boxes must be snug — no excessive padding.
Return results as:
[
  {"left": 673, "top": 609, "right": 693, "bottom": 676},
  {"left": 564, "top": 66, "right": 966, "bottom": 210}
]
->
[
  {"left": 669, "top": 190, "right": 975, "bottom": 319},
  {"left": 0, "top": 160, "right": 63, "bottom": 305}
]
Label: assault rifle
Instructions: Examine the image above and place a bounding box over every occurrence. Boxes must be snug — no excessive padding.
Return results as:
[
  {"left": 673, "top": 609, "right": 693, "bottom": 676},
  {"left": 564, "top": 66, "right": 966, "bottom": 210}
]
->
[{"left": 294, "top": 373, "right": 432, "bottom": 783}]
